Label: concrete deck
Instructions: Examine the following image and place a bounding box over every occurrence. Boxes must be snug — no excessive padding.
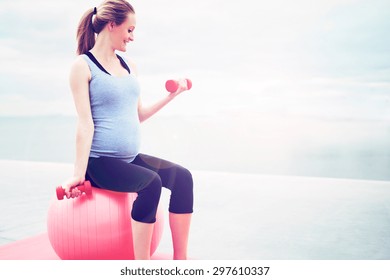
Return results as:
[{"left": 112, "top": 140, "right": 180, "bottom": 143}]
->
[{"left": 0, "top": 160, "right": 389, "bottom": 259}]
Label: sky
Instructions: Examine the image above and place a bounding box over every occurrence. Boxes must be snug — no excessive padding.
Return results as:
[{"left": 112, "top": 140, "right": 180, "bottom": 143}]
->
[{"left": 0, "top": 0, "right": 389, "bottom": 120}]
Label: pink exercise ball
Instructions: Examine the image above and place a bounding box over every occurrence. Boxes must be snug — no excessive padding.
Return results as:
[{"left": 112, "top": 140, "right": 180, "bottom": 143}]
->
[{"left": 47, "top": 187, "right": 164, "bottom": 260}]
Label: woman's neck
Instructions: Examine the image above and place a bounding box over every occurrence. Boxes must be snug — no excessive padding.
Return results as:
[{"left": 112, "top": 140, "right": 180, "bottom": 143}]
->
[{"left": 90, "top": 33, "right": 117, "bottom": 63}]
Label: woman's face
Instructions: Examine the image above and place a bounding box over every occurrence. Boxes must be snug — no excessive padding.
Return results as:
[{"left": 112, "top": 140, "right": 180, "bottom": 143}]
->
[{"left": 110, "top": 13, "right": 136, "bottom": 52}]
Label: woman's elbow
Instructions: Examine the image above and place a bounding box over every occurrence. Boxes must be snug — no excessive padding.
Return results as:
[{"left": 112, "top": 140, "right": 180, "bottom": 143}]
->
[{"left": 138, "top": 112, "right": 146, "bottom": 123}]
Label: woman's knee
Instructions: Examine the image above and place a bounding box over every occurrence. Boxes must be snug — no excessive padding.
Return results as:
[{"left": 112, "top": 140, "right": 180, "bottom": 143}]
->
[
  {"left": 177, "top": 166, "right": 193, "bottom": 191},
  {"left": 132, "top": 174, "right": 162, "bottom": 223},
  {"left": 168, "top": 166, "right": 193, "bottom": 213}
]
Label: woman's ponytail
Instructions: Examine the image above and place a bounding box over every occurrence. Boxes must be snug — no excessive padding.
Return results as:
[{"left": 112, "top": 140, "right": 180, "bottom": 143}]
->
[{"left": 76, "top": 8, "right": 96, "bottom": 55}]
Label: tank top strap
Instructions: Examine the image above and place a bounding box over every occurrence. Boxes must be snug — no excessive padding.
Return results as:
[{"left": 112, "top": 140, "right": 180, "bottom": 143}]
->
[
  {"left": 82, "top": 52, "right": 131, "bottom": 76},
  {"left": 82, "top": 53, "right": 103, "bottom": 78},
  {"left": 116, "top": 54, "right": 131, "bottom": 74}
]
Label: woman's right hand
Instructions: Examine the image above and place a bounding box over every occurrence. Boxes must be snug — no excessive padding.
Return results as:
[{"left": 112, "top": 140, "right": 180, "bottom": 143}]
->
[{"left": 62, "top": 176, "right": 85, "bottom": 199}]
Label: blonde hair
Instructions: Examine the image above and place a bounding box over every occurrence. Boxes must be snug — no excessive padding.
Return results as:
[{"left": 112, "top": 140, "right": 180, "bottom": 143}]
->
[{"left": 76, "top": 0, "right": 135, "bottom": 55}]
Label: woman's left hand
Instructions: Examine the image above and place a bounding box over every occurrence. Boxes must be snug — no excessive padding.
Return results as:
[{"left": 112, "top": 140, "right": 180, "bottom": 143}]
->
[{"left": 169, "top": 78, "right": 190, "bottom": 98}]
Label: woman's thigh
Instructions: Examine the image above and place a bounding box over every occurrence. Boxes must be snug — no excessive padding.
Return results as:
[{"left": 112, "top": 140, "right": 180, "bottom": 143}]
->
[
  {"left": 86, "top": 156, "right": 160, "bottom": 193},
  {"left": 131, "top": 153, "right": 191, "bottom": 190}
]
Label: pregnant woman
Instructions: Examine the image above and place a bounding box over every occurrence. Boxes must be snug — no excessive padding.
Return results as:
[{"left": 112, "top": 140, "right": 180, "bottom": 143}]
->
[{"left": 62, "top": 0, "right": 194, "bottom": 260}]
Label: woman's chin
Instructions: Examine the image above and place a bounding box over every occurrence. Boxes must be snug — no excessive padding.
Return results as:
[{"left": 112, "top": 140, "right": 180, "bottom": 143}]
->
[{"left": 116, "top": 44, "right": 127, "bottom": 52}]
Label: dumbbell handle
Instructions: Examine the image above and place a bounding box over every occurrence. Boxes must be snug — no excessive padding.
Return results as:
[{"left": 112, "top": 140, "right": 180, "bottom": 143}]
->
[
  {"left": 165, "top": 79, "right": 192, "bottom": 93},
  {"left": 56, "top": 181, "right": 92, "bottom": 200}
]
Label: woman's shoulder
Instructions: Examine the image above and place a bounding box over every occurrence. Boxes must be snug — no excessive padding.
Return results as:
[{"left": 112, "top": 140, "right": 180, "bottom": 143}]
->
[
  {"left": 69, "top": 55, "right": 91, "bottom": 80},
  {"left": 71, "top": 54, "right": 90, "bottom": 67},
  {"left": 70, "top": 55, "right": 90, "bottom": 72}
]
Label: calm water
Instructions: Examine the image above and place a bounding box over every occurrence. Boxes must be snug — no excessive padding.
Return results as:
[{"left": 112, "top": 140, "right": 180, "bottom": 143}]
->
[{"left": 0, "top": 114, "right": 389, "bottom": 181}]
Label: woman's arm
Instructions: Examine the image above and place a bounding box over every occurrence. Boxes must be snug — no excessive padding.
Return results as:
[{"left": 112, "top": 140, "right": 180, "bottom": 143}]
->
[
  {"left": 138, "top": 94, "right": 176, "bottom": 123},
  {"left": 126, "top": 58, "right": 189, "bottom": 122},
  {"left": 62, "top": 56, "right": 94, "bottom": 195}
]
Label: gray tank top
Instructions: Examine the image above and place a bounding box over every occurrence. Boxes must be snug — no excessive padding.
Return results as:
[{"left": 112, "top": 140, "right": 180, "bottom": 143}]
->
[{"left": 82, "top": 52, "right": 141, "bottom": 162}]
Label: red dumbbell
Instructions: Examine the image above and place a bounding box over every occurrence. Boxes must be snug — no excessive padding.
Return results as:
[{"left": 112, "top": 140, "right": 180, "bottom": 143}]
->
[
  {"left": 165, "top": 79, "right": 192, "bottom": 93},
  {"left": 56, "top": 181, "right": 92, "bottom": 200}
]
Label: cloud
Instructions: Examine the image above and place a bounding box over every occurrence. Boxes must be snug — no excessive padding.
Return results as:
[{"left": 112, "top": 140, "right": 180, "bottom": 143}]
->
[{"left": 0, "top": 0, "right": 389, "bottom": 119}]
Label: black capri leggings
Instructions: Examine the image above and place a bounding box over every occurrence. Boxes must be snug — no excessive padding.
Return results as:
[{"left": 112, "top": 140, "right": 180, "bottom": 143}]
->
[{"left": 85, "top": 153, "right": 194, "bottom": 223}]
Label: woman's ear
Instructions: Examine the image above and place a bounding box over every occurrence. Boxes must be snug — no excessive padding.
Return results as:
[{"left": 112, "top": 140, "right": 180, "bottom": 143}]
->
[{"left": 108, "top": 21, "right": 116, "bottom": 31}]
